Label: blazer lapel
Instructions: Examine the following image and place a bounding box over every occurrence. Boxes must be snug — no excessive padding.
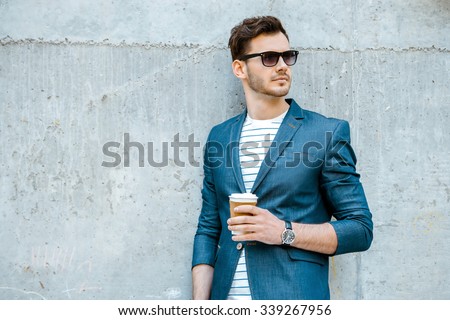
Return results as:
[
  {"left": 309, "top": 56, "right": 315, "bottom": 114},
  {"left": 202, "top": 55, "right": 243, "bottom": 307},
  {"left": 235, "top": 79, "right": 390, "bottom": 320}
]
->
[
  {"left": 229, "top": 110, "right": 247, "bottom": 193},
  {"left": 251, "top": 99, "right": 305, "bottom": 193}
]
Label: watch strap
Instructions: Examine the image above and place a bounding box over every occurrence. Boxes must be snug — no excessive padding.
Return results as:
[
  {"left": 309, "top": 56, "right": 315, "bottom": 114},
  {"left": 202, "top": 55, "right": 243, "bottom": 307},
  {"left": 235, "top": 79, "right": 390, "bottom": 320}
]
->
[{"left": 285, "top": 220, "right": 292, "bottom": 230}]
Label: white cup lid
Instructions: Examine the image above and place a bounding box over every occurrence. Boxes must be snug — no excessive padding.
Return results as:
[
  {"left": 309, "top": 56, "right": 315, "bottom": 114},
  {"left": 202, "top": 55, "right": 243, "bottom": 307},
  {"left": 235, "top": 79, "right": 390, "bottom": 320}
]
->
[{"left": 229, "top": 193, "right": 258, "bottom": 202}]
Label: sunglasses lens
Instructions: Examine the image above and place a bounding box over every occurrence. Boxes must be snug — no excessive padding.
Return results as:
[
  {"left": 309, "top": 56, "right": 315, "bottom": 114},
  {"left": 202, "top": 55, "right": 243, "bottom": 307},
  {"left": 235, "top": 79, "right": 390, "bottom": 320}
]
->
[
  {"left": 262, "top": 53, "right": 280, "bottom": 67},
  {"left": 283, "top": 51, "right": 298, "bottom": 66},
  {"left": 261, "top": 51, "right": 298, "bottom": 66}
]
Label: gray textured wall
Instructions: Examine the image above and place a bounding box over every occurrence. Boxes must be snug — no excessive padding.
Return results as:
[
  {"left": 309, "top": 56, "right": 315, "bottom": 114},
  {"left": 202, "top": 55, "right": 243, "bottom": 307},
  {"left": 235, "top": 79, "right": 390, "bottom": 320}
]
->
[{"left": 0, "top": 0, "right": 449, "bottom": 299}]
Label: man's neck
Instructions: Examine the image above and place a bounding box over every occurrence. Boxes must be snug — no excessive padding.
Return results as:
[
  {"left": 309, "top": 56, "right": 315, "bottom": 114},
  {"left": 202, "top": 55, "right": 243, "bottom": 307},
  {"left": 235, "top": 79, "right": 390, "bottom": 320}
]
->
[{"left": 245, "top": 96, "right": 290, "bottom": 120}]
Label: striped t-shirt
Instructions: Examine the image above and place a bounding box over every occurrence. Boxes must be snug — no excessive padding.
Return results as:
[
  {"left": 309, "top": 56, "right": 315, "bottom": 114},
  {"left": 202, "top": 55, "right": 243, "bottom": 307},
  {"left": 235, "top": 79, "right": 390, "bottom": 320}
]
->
[{"left": 227, "top": 110, "right": 287, "bottom": 300}]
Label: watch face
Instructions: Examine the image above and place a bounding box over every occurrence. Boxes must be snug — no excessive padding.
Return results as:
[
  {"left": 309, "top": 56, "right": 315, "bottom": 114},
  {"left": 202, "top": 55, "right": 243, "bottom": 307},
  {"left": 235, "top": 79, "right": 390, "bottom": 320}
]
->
[{"left": 282, "top": 229, "right": 295, "bottom": 245}]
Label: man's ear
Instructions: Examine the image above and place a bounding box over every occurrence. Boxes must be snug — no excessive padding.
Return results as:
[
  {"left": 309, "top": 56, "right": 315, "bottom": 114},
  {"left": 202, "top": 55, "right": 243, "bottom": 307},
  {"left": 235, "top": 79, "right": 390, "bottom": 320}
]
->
[{"left": 232, "top": 60, "right": 247, "bottom": 79}]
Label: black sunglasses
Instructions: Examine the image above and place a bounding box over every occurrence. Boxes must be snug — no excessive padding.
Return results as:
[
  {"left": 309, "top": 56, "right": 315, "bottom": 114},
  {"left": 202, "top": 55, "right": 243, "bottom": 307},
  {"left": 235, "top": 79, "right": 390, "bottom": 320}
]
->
[{"left": 238, "top": 50, "right": 299, "bottom": 67}]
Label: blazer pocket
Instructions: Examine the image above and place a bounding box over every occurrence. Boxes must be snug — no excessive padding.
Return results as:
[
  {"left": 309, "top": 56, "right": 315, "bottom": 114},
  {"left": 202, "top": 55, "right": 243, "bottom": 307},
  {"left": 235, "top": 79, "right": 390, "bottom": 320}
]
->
[{"left": 287, "top": 248, "right": 327, "bottom": 266}]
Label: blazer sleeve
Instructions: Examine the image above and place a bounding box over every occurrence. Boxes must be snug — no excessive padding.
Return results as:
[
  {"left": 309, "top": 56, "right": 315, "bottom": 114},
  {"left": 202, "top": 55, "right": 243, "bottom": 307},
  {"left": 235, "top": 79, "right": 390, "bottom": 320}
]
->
[
  {"left": 191, "top": 133, "right": 222, "bottom": 268},
  {"left": 320, "top": 120, "right": 373, "bottom": 255}
]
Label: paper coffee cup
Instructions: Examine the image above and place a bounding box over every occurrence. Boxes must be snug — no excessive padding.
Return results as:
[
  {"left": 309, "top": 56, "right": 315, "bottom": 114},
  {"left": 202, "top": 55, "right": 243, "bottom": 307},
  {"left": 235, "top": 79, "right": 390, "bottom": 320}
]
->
[{"left": 229, "top": 193, "right": 258, "bottom": 235}]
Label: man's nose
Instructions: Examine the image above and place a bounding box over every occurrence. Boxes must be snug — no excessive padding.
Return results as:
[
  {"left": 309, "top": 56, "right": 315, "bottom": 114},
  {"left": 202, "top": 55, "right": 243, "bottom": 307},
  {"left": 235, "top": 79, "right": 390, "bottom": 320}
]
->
[{"left": 275, "top": 56, "right": 288, "bottom": 70}]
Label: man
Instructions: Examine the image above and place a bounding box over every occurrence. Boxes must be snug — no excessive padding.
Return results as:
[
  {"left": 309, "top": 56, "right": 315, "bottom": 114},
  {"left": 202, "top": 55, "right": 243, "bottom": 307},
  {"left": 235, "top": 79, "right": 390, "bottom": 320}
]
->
[{"left": 192, "top": 16, "right": 373, "bottom": 300}]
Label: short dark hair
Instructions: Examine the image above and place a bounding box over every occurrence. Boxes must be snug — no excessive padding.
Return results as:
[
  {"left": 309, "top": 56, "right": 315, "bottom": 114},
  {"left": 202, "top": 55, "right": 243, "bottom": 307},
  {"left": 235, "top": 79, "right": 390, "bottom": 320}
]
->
[{"left": 228, "top": 16, "right": 289, "bottom": 61}]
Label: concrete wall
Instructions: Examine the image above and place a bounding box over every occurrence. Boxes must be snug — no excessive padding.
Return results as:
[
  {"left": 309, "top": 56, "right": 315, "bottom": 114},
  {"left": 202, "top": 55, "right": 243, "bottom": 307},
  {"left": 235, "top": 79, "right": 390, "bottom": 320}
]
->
[{"left": 0, "top": 0, "right": 449, "bottom": 299}]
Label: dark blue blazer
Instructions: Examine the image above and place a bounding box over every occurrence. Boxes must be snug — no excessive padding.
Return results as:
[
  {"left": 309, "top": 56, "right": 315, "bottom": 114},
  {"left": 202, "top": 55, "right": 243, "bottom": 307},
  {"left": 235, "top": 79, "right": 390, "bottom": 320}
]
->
[{"left": 192, "top": 99, "right": 373, "bottom": 300}]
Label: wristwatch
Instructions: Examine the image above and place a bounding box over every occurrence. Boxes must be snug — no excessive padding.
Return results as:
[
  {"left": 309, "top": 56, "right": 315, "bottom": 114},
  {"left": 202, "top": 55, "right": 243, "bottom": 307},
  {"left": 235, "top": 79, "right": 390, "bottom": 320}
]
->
[{"left": 281, "top": 221, "right": 296, "bottom": 245}]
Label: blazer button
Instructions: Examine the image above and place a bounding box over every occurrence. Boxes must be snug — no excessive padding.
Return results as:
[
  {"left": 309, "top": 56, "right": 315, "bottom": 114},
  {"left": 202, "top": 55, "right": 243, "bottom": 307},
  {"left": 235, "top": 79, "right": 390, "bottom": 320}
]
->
[{"left": 236, "top": 243, "right": 243, "bottom": 250}]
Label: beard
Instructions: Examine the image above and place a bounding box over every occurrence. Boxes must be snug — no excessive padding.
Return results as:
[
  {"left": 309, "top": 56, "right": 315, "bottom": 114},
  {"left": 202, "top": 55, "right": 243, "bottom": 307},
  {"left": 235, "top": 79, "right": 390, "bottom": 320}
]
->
[{"left": 246, "top": 68, "right": 291, "bottom": 97}]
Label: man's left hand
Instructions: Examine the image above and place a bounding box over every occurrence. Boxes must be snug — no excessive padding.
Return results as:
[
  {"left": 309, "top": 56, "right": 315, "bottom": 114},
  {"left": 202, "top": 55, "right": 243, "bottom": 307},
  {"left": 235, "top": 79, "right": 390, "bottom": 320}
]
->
[{"left": 227, "top": 205, "right": 285, "bottom": 245}]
